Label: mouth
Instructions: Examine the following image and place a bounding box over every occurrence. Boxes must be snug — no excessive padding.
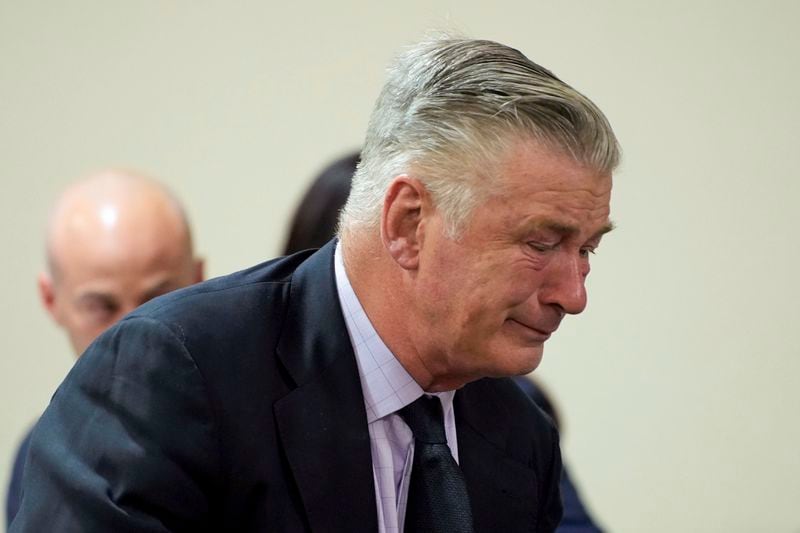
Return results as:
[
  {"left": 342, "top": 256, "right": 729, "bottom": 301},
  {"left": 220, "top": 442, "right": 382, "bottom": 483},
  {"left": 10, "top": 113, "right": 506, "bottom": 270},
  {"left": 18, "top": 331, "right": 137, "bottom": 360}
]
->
[{"left": 507, "top": 319, "right": 558, "bottom": 341}]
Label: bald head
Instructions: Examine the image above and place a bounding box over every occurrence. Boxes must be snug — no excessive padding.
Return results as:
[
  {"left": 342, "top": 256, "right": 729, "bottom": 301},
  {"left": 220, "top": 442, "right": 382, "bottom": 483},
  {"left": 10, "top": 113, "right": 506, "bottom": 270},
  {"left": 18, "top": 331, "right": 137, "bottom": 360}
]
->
[{"left": 39, "top": 169, "right": 204, "bottom": 355}]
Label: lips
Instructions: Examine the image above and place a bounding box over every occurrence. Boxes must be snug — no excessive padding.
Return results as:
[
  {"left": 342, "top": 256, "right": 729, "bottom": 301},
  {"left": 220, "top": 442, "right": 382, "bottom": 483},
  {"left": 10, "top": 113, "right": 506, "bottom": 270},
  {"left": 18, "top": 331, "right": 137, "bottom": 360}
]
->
[{"left": 508, "top": 318, "right": 560, "bottom": 338}]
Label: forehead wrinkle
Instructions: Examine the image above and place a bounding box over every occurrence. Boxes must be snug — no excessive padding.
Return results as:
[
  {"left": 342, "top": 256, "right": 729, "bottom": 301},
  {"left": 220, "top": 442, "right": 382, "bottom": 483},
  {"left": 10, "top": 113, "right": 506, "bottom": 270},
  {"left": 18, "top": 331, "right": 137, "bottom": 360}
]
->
[{"left": 498, "top": 141, "right": 612, "bottom": 190}]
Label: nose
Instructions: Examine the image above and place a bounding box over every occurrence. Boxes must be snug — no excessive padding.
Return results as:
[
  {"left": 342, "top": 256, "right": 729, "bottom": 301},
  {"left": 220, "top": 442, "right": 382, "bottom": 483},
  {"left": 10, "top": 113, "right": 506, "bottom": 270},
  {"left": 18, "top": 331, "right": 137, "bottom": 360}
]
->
[{"left": 539, "top": 254, "right": 588, "bottom": 315}]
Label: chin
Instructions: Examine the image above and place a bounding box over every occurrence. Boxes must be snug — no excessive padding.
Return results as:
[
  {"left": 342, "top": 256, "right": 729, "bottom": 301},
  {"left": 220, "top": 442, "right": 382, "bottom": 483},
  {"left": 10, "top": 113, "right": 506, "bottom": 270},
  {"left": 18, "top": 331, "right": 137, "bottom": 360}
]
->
[
  {"left": 511, "top": 346, "right": 544, "bottom": 375},
  {"left": 520, "top": 358, "right": 542, "bottom": 375},
  {"left": 484, "top": 349, "right": 543, "bottom": 379}
]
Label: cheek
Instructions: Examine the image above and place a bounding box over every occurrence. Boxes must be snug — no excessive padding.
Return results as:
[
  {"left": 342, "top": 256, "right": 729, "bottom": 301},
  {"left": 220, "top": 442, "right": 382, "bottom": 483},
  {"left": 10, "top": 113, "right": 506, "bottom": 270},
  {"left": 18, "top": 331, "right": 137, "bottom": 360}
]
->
[
  {"left": 456, "top": 285, "right": 518, "bottom": 338},
  {"left": 459, "top": 260, "right": 537, "bottom": 318},
  {"left": 501, "top": 263, "right": 546, "bottom": 306},
  {"left": 73, "top": 322, "right": 103, "bottom": 344}
]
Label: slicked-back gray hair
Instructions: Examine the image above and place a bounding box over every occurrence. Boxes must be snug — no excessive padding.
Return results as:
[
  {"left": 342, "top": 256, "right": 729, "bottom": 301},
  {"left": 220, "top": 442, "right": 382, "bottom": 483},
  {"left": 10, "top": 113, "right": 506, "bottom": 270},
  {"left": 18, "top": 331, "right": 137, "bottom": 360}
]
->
[{"left": 339, "top": 36, "right": 620, "bottom": 239}]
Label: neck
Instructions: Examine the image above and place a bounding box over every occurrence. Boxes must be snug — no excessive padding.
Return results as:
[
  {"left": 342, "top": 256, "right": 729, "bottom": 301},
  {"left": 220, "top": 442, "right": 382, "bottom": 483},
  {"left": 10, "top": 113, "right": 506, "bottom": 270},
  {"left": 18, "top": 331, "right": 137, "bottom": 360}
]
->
[{"left": 341, "top": 236, "right": 469, "bottom": 393}]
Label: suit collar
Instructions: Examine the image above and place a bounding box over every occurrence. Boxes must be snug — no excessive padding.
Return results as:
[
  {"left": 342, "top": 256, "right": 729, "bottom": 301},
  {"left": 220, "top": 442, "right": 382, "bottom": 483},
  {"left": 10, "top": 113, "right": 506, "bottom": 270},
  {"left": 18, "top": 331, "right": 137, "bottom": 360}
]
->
[
  {"left": 276, "top": 240, "right": 353, "bottom": 386},
  {"left": 274, "top": 241, "right": 379, "bottom": 532}
]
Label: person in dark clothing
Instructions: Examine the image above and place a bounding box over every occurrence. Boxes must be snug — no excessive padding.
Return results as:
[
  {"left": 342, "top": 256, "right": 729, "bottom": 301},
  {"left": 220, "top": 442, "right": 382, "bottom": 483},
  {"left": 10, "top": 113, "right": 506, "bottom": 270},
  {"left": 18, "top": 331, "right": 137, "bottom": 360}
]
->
[
  {"left": 12, "top": 36, "right": 617, "bottom": 532},
  {"left": 6, "top": 170, "right": 203, "bottom": 528},
  {"left": 285, "top": 151, "right": 605, "bottom": 533}
]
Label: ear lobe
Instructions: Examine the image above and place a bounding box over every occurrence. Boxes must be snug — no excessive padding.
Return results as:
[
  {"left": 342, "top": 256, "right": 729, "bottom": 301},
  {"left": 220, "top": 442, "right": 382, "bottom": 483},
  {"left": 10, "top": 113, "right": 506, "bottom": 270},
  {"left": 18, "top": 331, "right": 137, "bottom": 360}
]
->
[
  {"left": 37, "top": 271, "right": 60, "bottom": 323},
  {"left": 381, "top": 176, "right": 427, "bottom": 270}
]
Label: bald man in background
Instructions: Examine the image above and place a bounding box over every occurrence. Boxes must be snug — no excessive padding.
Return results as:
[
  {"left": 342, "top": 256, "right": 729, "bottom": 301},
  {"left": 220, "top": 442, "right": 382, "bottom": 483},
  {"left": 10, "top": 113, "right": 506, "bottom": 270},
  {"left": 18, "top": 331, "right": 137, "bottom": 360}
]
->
[{"left": 6, "top": 169, "right": 204, "bottom": 526}]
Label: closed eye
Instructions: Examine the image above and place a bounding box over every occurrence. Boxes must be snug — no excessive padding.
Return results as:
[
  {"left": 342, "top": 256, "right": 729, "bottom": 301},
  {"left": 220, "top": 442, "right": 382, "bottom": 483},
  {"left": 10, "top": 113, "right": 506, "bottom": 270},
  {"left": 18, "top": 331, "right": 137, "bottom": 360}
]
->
[
  {"left": 527, "top": 241, "right": 558, "bottom": 253},
  {"left": 579, "top": 246, "right": 597, "bottom": 258},
  {"left": 77, "top": 294, "right": 119, "bottom": 321}
]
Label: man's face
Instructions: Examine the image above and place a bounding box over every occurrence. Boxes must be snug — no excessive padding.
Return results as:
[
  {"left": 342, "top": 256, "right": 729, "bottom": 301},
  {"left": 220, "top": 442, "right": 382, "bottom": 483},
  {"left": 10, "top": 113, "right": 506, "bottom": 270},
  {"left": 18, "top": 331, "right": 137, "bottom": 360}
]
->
[
  {"left": 413, "top": 140, "right": 612, "bottom": 385},
  {"left": 41, "top": 232, "right": 201, "bottom": 356}
]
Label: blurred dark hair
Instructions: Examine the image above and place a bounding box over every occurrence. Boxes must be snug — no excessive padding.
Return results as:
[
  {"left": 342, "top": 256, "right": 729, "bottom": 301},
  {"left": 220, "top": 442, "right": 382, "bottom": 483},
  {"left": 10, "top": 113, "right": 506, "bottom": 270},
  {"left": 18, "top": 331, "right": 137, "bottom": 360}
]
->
[{"left": 283, "top": 152, "right": 360, "bottom": 255}]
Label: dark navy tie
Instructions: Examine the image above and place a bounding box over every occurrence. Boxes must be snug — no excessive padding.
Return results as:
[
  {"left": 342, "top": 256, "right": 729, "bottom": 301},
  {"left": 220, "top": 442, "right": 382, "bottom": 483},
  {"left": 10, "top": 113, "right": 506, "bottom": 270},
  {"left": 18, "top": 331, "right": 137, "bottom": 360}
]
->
[{"left": 399, "top": 395, "right": 474, "bottom": 533}]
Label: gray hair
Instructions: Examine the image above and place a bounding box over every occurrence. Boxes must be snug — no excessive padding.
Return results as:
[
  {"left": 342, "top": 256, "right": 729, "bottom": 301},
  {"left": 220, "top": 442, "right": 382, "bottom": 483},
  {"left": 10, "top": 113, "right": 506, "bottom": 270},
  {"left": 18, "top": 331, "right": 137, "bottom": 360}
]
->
[{"left": 339, "top": 36, "right": 620, "bottom": 239}]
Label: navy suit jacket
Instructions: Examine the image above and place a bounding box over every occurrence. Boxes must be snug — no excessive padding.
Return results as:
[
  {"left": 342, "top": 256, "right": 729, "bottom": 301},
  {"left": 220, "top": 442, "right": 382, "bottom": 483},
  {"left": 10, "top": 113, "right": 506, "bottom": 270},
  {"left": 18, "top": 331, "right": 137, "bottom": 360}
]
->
[
  {"left": 5, "top": 428, "right": 31, "bottom": 527},
  {"left": 511, "top": 377, "right": 604, "bottom": 533},
  {"left": 10, "top": 242, "right": 562, "bottom": 532}
]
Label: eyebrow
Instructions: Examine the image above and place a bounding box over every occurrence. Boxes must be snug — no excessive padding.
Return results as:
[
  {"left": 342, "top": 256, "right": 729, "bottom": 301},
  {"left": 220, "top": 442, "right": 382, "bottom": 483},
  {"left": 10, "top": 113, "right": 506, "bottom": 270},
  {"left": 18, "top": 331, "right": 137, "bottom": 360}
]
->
[
  {"left": 530, "top": 219, "right": 615, "bottom": 240},
  {"left": 74, "top": 279, "right": 179, "bottom": 309},
  {"left": 594, "top": 221, "right": 616, "bottom": 239},
  {"left": 141, "top": 280, "right": 178, "bottom": 303},
  {"left": 75, "top": 292, "right": 117, "bottom": 307}
]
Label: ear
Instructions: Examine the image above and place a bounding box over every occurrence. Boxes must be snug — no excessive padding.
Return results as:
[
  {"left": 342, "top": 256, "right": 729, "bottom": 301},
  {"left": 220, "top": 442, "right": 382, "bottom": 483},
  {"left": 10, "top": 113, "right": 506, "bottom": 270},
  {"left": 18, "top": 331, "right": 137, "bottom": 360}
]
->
[
  {"left": 381, "top": 176, "right": 429, "bottom": 270},
  {"left": 192, "top": 257, "right": 205, "bottom": 283},
  {"left": 37, "top": 271, "right": 61, "bottom": 324}
]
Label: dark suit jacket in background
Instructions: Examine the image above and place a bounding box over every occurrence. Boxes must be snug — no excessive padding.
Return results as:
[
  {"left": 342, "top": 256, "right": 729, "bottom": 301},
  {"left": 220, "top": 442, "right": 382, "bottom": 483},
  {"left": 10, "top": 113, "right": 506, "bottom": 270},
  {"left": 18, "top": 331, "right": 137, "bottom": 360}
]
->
[
  {"left": 511, "top": 377, "right": 604, "bottom": 533},
  {"left": 5, "top": 429, "right": 31, "bottom": 528},
  {"left": 10, "top": 242, "right": 562, "bottom": 532}
]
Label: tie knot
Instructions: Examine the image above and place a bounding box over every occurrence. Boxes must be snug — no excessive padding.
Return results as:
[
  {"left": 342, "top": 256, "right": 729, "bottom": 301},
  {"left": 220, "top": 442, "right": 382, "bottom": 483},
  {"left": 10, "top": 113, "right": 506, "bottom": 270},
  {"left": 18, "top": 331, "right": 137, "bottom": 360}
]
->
[{"left": 399, "top": 395, "right": 447, "bottom": 444}]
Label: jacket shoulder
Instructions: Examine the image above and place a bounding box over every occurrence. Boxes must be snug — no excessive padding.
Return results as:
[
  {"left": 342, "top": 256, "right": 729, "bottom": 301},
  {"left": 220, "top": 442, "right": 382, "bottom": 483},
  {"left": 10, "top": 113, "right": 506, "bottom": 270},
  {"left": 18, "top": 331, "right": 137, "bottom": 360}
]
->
[{"left": 140, "top": 254, "right": 306, "bottom": 318}]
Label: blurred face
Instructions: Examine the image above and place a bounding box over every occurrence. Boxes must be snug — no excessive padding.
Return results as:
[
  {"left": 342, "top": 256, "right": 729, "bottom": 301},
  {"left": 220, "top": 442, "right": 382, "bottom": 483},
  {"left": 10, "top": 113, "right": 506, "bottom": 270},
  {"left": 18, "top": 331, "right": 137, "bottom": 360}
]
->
[
  {"left": 40, "top": 212, "right": 202, "bottom": 355},
  {"left": 42, "top": 248, "right": 201, "bottom": 356},
  {"left": 413, "top": 140, "right": 612, "bottom": 386}
]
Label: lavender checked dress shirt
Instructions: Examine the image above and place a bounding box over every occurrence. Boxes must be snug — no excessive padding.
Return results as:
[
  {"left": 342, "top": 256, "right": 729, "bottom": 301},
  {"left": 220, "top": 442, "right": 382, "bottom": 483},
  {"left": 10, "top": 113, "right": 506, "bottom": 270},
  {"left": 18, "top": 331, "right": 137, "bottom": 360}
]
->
[{"left": 334, "top": 243, "right": 459, "bottom": 533}]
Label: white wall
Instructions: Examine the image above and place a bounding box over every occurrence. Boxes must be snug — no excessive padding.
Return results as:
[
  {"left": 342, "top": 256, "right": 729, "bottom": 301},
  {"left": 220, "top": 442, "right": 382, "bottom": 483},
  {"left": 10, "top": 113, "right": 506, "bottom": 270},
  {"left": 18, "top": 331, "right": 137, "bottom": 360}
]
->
[{"left": 1, "top": 2, "right": 798, "bottom": 531}]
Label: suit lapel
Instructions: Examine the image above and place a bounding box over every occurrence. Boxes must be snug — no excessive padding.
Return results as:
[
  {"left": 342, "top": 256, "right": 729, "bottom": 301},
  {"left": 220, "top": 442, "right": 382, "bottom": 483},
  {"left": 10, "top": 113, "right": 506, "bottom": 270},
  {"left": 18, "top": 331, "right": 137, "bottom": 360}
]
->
[
  {"left": 456, "top": 379, "right": 538, "bottom": 532},
  {"left": 274, "top": 242, "right": 378, "bottom": 532}
]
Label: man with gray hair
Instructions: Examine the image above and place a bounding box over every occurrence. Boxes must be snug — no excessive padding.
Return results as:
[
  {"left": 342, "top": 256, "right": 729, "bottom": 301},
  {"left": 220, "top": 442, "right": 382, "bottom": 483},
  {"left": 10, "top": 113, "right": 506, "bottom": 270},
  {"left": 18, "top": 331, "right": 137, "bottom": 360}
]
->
[{"left": 12, "top": 36, "right": 618, "bottom": 533}]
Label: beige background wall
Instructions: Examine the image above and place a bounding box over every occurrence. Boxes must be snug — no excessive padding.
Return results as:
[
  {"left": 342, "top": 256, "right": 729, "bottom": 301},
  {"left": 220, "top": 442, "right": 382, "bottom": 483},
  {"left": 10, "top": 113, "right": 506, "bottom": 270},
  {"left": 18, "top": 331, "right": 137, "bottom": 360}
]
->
[{"left": 1, "top": 1, "right": 798, "bottom": 531}]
